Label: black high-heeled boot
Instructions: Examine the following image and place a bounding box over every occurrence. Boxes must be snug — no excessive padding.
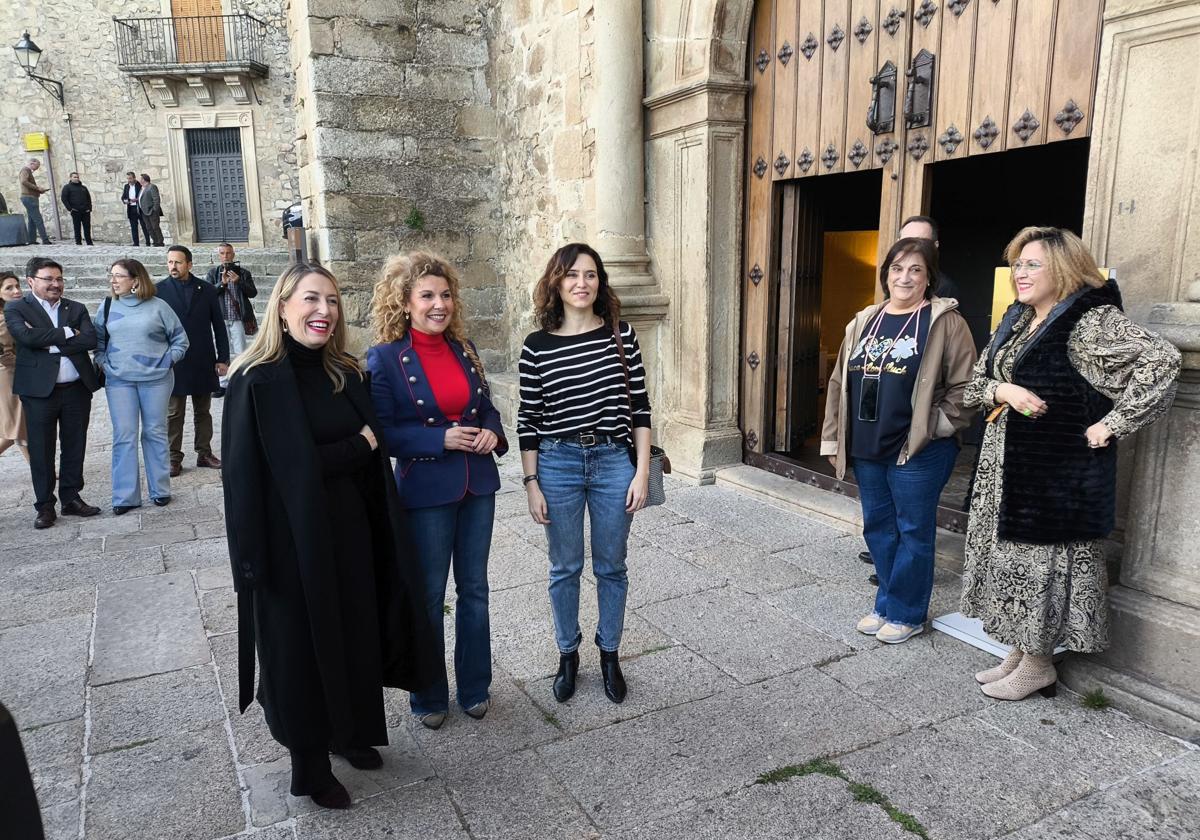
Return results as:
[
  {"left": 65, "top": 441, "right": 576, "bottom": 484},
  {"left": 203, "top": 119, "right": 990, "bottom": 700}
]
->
[
  {"left": 552, "top": 650, "right": 579, "bottom": 703},
  {"left": 599, "top": 649, "right": 627, "bottom": 704}
]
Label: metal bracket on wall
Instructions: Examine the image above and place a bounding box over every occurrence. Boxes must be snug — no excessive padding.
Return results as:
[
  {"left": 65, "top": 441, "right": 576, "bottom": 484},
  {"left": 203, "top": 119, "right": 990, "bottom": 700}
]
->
[
  {"left": 137, "top": 78, "right": 156, "bottom": 110},
  {"left": 903, "top": 49, "right": 936, "bottom": 129}
]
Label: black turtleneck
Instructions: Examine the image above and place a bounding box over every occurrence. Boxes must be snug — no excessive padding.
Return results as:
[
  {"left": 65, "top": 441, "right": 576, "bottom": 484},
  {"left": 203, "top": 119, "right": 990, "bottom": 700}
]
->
[{"left": 286, "top": 336, "right": 373, "bottom": 478}]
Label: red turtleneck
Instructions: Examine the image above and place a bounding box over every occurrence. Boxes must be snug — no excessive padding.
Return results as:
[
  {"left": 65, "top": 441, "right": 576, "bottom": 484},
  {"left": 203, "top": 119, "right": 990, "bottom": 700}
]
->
[{"left": 410, "top": 328, "right": 470, "bottom": 421}]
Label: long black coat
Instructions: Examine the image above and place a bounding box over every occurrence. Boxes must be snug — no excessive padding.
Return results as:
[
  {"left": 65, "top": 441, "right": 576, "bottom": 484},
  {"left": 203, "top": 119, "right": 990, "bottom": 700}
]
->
[
  {"left": 221, "top": 356, "right": 438, "bottom": 732},
  {"left": 156, "top": 274, "right": 229, "bottom": 396}
]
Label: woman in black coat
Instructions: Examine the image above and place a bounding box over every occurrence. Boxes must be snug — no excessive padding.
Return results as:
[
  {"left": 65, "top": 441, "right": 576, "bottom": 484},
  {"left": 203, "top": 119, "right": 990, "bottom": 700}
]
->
[{"left": 222, "top": 263, "right": 436, "bottom": 809}]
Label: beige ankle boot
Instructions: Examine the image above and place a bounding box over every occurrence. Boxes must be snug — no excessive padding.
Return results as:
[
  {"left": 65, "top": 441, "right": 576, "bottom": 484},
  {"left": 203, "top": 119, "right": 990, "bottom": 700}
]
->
[
  {"left": 975, "top": 649, "right": 1023, "bottom": 685},
  {"left": 980, "top": 653, "right": 1057, "bottom": 700}
]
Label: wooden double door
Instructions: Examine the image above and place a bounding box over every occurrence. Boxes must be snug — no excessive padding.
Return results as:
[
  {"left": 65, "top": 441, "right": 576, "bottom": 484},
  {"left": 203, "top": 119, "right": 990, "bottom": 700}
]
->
[{"left": 741, "top": 0, "right": 1105, "bottom": 489}]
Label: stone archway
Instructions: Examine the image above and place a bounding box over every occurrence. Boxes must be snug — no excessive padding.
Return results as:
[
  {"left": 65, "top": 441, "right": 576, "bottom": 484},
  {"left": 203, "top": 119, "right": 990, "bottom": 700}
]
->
[{"left": 642, "top": 0, "right": 757, "bottom": 481}]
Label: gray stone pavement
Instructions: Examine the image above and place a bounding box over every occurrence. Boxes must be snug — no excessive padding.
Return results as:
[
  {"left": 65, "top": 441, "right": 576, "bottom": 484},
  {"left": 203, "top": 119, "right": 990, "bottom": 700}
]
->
[{"left": 1, "top": 397, "right": 1197, "bottom": 840}]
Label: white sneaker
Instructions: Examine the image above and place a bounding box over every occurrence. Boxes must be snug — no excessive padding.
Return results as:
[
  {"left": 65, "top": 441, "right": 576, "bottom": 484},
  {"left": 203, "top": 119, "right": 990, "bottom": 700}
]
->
[
  {"left": 856, "top": 612, "right": 888, "bottom": 635},
  {"left": 876, "top": 621, "right": 925, "bottom": 644}
]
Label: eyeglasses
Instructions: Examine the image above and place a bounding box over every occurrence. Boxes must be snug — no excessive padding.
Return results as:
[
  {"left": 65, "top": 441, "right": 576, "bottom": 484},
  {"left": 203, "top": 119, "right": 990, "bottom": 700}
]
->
[
  {"left": 107, "top": 273, "right": 132, "bottom": 281},
  {"left": 31, "top": 275, "right": 64, "bottom": 283},
  {"left": 1010, "top": 261, "right": 1044, "bottom": 274}
]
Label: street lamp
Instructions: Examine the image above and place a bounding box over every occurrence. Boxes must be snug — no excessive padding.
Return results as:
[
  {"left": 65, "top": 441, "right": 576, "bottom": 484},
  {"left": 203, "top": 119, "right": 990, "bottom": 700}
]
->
[{"left": 12, "top": 31, "right": 65, "bottom": 106}]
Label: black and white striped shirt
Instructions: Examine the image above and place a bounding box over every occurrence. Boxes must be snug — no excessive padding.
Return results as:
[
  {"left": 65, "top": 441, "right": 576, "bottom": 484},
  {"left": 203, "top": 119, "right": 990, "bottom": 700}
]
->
[{"left": 517, "top": 321, "right": 652, "bottom": 450}]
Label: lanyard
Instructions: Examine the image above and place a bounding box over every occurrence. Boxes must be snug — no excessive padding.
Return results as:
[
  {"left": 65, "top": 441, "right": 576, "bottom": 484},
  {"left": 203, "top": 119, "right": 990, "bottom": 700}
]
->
[{"left": 860, "top": 302, "right": 926, "bottom": 379}]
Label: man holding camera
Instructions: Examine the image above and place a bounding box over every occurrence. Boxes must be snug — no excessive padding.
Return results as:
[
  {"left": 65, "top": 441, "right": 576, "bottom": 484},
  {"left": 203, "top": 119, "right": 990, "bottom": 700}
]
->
[{"left": 204, "top": 243, "right": 257, "bottom": 397}]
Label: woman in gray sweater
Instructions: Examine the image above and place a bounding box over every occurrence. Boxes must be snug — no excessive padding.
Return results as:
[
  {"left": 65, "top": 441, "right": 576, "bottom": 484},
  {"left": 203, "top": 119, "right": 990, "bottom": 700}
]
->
[{"left": 95, "top": 259, "right": 190, "bottom": 514}]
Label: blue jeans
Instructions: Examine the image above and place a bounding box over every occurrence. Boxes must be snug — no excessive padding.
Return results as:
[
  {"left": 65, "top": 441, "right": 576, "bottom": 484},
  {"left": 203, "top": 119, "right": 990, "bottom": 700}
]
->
[
  {"left": 538, "top": 438, "right": 635, "bottom": 653},
  {"left": 106, "top": 373, "right": 174, "bottom": 507},
  {"left": 21, "top": 196, "right": 49, "bottom": 244},
  {"left": 853, "top": 437, "right": 958, "bottom": 626},
  {"left": 406, "top": 492, "right": 496, "bottom": 715}
]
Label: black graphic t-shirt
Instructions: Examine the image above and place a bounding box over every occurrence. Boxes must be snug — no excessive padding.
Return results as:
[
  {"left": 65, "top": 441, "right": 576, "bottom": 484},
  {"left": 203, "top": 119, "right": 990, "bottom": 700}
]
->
[{"left": 847, "top": 307, "right": 931, "bottom": 461}]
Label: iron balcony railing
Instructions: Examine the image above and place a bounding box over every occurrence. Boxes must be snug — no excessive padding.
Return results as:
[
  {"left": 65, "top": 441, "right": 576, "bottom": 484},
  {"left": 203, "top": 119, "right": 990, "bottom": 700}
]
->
[{"left": 113, "top": 14, "right": 269, "bottom": 76}]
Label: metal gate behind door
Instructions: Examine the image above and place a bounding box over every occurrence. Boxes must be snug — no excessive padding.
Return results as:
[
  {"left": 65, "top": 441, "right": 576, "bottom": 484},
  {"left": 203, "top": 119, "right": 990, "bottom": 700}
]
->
[{"left": 187, "top": 128, "right": 249, "bottom": 242}]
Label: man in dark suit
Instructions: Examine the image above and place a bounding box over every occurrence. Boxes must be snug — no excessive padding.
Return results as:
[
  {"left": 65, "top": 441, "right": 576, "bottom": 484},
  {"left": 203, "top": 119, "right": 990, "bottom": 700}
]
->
[
  {"left": 60, "top": 172, "right": 94, "bottom": 246},
  {"left": 4, "top": 257, "right": 101, "bottom": 528},
  {"left": 157, "top": 245, "right": 229, "bottom": 476},
  {"left": 137, "top": 173, "right": 165, "bottom": 247},
  {"left": 120, "top": 171, "right": 150, "bottom": 246}
]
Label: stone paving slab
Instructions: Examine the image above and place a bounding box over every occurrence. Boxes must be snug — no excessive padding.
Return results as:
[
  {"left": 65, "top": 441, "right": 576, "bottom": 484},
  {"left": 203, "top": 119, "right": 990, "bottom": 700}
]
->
[
  {"left": 39, "top": 798, "right": 80, "bottom": 840},
  {"left": 22, "top": 716, "right": 83, "bottom": 809},
  {"left": 838, "top": 712, "right": 1098, "bottom": 840},
  {"left": 294, "top": 779, "right": 470, "bottom": 839},
  {"left": 0, "top": 613, "right": 91, "bottom": 729},
  {"left": 608, "top": 773, "right": 910, "bottom": 840},
  {"left": 84, "top": 722, "right": 244, "bottom": 840},
  {"left": 636, "top": 586, "right": 851, "bottom": 685},
  {"left": 998, "top": 751, "right": 1200, "bottom": 840},
  {"left": 210, "top": 632, "right": 288, "bottom": 767},
  {"left": 91, "top": 570, "right": 210, "bottom": 685},
  {"left": 663, "top": 485, "right": 851, "bottom": 553},
  {"left": 0, "top": 584, "right": 95, "bottom": 631},
  {"left": 202, "top": 585, "right": 238, "bottom": 636},
  {"left": 536, "top": 667, "right": 906, "bottom": 831},
  {"left": 89, "top": 665, "right": 226, "bottom": 754},
  {"left": 0, "top": 547, "right": 164, "bottom": 599},
  {"left": 816, "top": 631, "right": 997, "bottom": 726},
  {"left": 164, "top": 535, "right": 233, "bottom": 573},
  {"left": 443, "top": 747, "right": 598, "bottom": 840}
]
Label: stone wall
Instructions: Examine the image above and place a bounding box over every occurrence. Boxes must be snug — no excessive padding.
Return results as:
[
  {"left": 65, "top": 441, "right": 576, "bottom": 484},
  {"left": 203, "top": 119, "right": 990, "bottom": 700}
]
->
[
  {"left": 1, "top": 0, "right": 296, "bottom": 247},
  {"left": 291, "top": 0, "right": 507, "bottom": 364},
  {"left": 489, "top": 0, "right": 597, "bottom": 366}
]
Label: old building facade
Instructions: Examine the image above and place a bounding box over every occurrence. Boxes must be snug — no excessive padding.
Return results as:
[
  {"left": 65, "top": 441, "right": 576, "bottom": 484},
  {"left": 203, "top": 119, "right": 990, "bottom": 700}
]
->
[
  {"left": 4, "top": 0, "right": 1199, "bottom": 736},
  {"left": 1, "top": 0, "right": 297, "bottom": 246}
]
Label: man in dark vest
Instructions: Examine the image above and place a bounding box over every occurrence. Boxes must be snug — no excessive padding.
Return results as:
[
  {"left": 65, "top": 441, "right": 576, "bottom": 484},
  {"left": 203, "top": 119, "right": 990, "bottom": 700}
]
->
[
  {"left": 157, "top": 245, "right": 229, "bottom": 477},
  {"left": 3, "top": 257, "right": 101, "bottom": 529},
  {"left": 60, "top": 172, "right": 94, "bottom": 246}
]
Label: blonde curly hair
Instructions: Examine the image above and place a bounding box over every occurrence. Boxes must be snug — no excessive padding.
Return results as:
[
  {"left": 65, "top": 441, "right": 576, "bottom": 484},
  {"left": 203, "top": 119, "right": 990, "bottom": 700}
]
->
[{"left": 371, "top": 251, "right": 488, "bottom": 386}]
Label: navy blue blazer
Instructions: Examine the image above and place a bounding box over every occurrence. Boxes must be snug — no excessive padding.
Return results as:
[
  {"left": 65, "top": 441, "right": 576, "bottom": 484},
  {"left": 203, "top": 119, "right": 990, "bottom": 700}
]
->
[{"left": 367, "top": 334, "right": 507, "bottom": 509}]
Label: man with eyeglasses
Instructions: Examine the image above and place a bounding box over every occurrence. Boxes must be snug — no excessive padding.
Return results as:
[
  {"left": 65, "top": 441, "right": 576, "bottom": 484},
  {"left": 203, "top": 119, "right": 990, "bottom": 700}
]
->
[{"left": 3, "top": 257, "right": 102, "bottom": 529}]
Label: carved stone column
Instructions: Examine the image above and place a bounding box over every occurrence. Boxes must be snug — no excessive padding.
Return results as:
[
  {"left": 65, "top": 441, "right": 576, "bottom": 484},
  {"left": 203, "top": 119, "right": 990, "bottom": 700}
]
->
[
  {"left": 1064, "top": 290, "right": 1200, "bottom": 739},
  {"left": 593, "top": 0, "right": 654, "bottom": 287}
]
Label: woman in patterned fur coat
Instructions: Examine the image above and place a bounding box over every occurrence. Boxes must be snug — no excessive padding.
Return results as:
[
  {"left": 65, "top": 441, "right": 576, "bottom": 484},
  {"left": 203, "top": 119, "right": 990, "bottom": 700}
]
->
[{"left": 961, "top": 227, "right": 1180, "bottom": 701}]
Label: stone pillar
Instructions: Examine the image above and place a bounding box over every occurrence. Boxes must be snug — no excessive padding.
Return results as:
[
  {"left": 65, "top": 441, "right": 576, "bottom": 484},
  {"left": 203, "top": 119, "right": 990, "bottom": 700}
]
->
[
  {"left": 593, "top": 0, "right": 654, "bottom": 287},
  {"left": 1064, "top": 291, "right": 1200, "bottom": 739}
]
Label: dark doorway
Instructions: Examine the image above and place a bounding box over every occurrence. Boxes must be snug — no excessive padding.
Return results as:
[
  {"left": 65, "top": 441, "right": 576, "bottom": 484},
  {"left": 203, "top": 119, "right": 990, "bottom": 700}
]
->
[
  {"left": 929, "top": 138, "right": 1091, "bottom": 352},
  {"left": 186, "top": 128, "right": 250, "bottom": 243}
]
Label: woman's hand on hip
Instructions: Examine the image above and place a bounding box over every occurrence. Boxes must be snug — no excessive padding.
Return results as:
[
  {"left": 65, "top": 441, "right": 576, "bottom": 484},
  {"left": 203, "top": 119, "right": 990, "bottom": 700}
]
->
[
  {"left": 1085, "top": 422, "right": 1114, "bottom": 449},
  {"left": 359, "top": 424, "right": 378, "bottom": 450},
  {"left": 626, "top": 471, "right": 649, "bottom": 513},
  {"left": 995, "top": 383, "right": 1047, "bottom": 418},
  {"left": 526, "top": 482, "right": 550, "bottom": 524},
  {"left": 470, "top": 428, "right": 499, "bottom": 455},
  {"left": 444, "top": 426, "right": 480, "bottom": 452}
]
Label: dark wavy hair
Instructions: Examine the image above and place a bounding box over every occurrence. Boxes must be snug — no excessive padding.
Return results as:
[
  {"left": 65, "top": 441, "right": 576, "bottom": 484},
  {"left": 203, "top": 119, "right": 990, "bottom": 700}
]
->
[
  {"left": 879, "top": 237, "right": 940, "bottom": 300},
  {"left": 532, "top": 242, "right": 622, "bottom": 331}
]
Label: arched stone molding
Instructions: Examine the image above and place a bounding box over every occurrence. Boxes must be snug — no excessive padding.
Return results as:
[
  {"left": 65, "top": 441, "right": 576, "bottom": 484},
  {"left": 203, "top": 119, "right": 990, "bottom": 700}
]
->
[{"left": 643, "top": 0, "right": 755, "bottom": 481}]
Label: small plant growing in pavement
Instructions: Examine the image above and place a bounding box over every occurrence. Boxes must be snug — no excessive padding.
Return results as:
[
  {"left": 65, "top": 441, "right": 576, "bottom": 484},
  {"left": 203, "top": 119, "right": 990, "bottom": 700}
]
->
[{"left": 1082, "top": 688, "right": 1111, "bottom": 710}]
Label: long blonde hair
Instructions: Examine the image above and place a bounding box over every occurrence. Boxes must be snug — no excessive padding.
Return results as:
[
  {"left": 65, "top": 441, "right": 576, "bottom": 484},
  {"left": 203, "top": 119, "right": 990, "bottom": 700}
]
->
[
  {"left": 230, "top": 263, "right": 362, "bottom": 392},
  {"left": 370, "top": 251, "right": 488, "bottom": 386},
  {"left": 1004, "top": 227, "right": 1106, "bottom": 302}
]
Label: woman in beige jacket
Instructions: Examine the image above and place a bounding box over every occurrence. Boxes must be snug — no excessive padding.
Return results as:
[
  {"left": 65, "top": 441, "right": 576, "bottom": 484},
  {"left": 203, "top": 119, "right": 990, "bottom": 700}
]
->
[
  {"left": 821, "top": 237, "right": 977, "bottom": 644},
  {"left": 0, "top": 271, "right": 29, "bottom": 460}
]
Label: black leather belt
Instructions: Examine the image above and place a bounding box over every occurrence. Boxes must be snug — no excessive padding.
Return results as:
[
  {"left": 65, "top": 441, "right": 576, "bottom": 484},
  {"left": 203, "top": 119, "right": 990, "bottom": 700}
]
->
[{"left": 551, "top": 433, "right": 621, "bottom": 447}]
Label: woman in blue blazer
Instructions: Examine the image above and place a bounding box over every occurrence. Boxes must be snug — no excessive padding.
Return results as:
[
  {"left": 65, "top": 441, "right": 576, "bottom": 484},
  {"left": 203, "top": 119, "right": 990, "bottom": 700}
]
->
[{"left": 367, "top": 252, "right": 507, "bottom": 730}]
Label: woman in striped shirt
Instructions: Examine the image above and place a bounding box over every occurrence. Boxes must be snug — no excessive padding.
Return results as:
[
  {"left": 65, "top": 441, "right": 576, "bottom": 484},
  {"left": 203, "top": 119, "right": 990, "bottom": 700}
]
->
[{"left": 518, "top": 243, "right": 653, "bottom": 705}]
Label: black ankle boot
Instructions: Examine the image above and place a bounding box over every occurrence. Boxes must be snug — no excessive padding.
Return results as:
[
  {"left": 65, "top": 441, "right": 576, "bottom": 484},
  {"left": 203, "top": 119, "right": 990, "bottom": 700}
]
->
[
  {"left": 552, "top": 650, "right": 579, "bottom": 703},
  {"left": 599, "top": 649, "right": 627, "bottom": 704}
]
